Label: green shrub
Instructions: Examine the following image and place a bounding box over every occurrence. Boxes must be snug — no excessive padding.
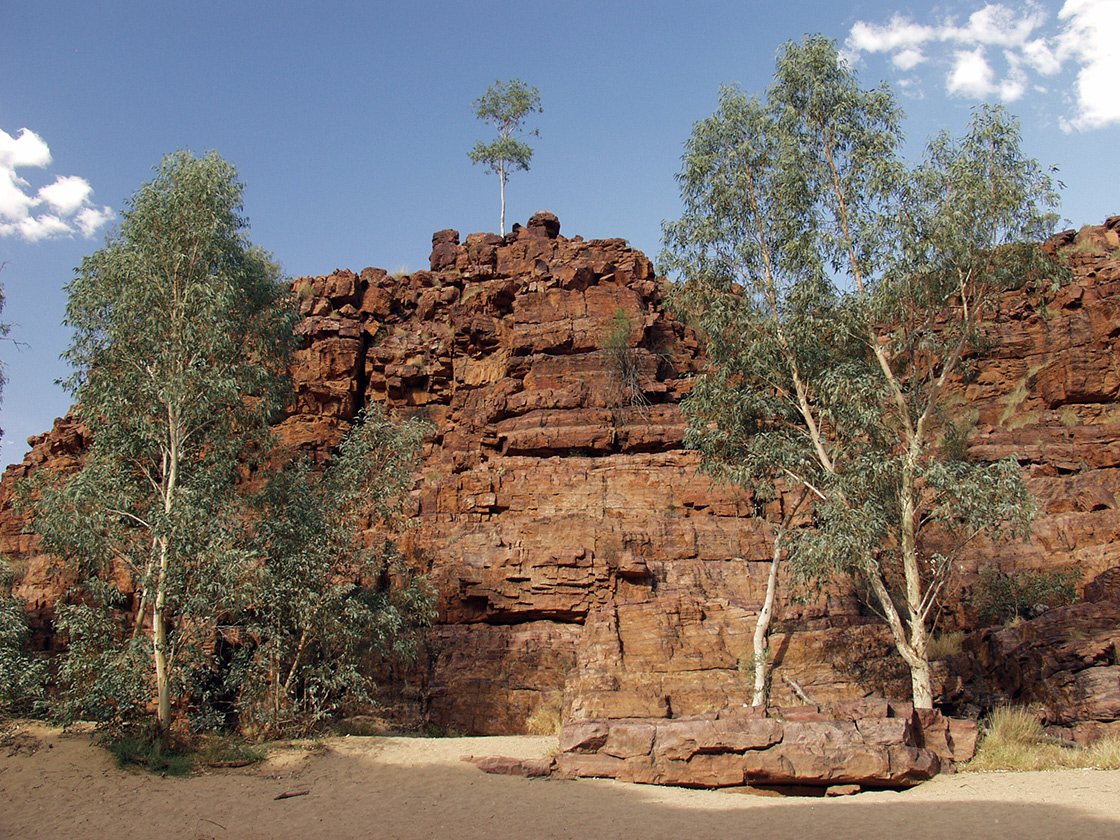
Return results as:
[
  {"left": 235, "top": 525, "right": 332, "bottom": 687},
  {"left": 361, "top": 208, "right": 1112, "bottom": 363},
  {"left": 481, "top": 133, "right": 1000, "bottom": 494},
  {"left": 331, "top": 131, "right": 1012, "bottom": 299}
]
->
[
  {"left": 100, "top": 731, "right": 264, "bottom": 775},
  {"left": 603, "top": 308, "right": 647, "bottom": 410},
  {"left": 0, "top": 562, "right": 47, "bottom": 717},
  {"left": 974, "top": 566, "right": 1079, "bottom": 625}
]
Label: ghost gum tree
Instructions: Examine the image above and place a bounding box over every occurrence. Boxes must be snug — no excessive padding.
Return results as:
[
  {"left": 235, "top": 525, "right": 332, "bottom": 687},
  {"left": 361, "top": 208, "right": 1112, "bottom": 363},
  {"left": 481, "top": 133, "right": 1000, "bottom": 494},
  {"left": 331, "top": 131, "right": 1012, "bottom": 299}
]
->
[
  {"left": 470, "top": 78, "right": 542, "bottom": 235},
  {"left": 664, "top": 36, "right": 1058, "bottom": 709},
  {"left": 31, "top": 151, "right": 296, "bottom": 736},
  {"left": 662, "top": 86, "right": 833, "bottom": 706}
]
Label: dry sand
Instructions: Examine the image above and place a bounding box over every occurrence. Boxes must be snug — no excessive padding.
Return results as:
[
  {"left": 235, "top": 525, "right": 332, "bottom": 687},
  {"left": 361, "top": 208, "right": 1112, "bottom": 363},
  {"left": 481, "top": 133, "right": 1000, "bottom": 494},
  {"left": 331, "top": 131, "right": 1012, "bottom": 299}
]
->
[{"left": 2, "top": 721, "right": 1119, "bottom": 840}]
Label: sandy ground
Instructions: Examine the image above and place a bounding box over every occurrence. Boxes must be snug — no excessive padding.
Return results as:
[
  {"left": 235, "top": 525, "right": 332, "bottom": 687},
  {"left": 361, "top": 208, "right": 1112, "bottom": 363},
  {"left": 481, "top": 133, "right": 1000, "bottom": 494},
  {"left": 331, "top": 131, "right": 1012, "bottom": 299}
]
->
[{"left": 2, "top": 722, "right": 1120, "bottom": 840}]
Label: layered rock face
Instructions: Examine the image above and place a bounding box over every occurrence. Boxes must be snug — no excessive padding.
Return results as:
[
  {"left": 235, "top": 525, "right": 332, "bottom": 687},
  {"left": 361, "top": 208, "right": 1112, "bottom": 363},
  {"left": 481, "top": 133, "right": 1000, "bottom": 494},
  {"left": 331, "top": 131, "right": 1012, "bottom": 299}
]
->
[
  {"left": 3, "top": 213, "right": 1120, "bottom": 735},
  {"left": 556, "top": 700, "right": 976, "bottom": 790}
]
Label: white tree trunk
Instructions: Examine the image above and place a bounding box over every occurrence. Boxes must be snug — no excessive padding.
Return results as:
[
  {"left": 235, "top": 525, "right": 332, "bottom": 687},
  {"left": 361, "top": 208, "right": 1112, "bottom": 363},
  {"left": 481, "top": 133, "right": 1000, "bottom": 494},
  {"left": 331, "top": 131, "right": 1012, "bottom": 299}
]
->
[
  {"left": 153, "top": 408, "right": 181, "bottom": 735},
  {"left": 499, "top": 169, "right": 507, "bottom": 236},
  {"left": 909, "top": 643, "right": 933, "bottom": 708},
  {"left": 153, "top": 537, "right": 171, "bottom": 734},
  {"left": 751, "top": 535, "right": 782, "bottom": 707}
]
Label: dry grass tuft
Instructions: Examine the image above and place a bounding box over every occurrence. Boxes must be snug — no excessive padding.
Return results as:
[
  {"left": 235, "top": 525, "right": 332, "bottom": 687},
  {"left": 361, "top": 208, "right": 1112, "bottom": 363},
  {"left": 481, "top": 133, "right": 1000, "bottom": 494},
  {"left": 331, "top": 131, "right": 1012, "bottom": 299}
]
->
[
  {"left": 967, "top": 707, "right": 1120, "bottom": 772},
  {"left": 524, "top": 696, "right": 564, "bottom": 736},
  {"left": 927, "top": 631, "right": 965, "bottom": 660}
]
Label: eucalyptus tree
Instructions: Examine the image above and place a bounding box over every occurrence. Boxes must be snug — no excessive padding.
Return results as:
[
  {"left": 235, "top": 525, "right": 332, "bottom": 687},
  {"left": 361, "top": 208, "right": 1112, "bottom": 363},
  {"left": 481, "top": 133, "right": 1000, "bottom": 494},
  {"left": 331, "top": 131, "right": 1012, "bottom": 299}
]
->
[
  {"left": 31, "top": 151, "right": 296, "bottom": 736},
  {"left": 662, "top": 86, "right": 837, "bottom": 706},
  {"left": 665, "top": 36, "right": 1057, "bottom": 708},
  {"left": 469, "top": 78, "right": 542, "bottom": 235}
]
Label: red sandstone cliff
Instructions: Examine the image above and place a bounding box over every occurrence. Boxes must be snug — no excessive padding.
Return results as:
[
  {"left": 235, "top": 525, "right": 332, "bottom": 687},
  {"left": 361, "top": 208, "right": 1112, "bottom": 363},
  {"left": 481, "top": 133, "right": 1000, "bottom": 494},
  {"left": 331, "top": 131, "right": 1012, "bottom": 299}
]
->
[{"left": 3, "top": 212, "right": 1119, "bottom": 734}]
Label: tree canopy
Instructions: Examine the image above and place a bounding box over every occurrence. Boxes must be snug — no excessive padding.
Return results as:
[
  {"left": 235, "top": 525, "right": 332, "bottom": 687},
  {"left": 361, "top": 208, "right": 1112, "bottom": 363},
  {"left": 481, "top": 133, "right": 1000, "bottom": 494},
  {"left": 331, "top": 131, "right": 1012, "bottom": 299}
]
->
[
  {"left": 664, "top": 36, "right": 1060, "bottom": 708},
  {"left": 469, "top": 78, "right": 542, "bottom": 235},
  {"left": 31, "top": 150, "right": 296, "bottom": 735}
]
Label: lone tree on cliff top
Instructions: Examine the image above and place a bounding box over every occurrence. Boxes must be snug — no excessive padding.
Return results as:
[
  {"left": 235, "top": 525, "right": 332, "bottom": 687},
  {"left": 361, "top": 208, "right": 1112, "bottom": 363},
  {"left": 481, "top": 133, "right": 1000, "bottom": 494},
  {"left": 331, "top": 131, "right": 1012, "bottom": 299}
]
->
[
  {"left": 664, "top": 36, "right": 1059, "bottom": 709},
  {"left": 470, "top": 78, "right": 542, "bottom": 236}
]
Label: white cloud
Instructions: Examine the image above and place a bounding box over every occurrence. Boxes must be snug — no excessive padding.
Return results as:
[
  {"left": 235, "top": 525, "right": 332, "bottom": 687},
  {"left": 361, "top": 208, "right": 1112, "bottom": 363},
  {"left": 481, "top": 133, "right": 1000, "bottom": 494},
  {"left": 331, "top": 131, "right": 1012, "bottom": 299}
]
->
[
  {"left": 1022, "top": 37, "right": 1062, "bottom": 74},
  {"left": 75, "top": 205, "right": 115, "bottom": 238},
  {"left": 0, "top": 128, "right": 51, "bottom": 169},
  {"left": 846, "top": 1, "right": 1120, "bottom": 129},
  {"left": 1058, "top": 0, "right": 1120, "bottom": 130},
  {"left": 893, "top": 47, "right": 927, "bottom": 70},
  {"left": 948, "top": 47, "right": 998, "bottom": 97},
  {"left": 948, "top": 3, "right": 1047, "bottom": 47},
  {"left": 0, "top": 127, "right": 113, "bottom": 243},
  {"left": 39, "top": 175, "right": 93, "bottom": 215},
  {"left": 849, "top": 16, "right": 938, "bottom": 52},
  {"left": 0, "top": 167, "right": 37, "bottom": 222}
]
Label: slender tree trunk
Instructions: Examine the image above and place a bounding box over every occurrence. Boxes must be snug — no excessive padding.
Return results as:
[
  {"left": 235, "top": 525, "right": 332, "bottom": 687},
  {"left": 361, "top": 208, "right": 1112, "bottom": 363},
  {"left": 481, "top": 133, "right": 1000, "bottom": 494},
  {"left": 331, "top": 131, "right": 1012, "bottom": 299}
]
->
[
  {"left": 900, "top": 451, "right": 934, "bottom": 709},
  {"left": 499, "top": 167, "right": 507, "bottom": 235},
  {"left": 153, "top": 536, "right": 171, "bottom": 735},
  {"left": 153, "top": 408, "right": 181, "bottom": 736},
  {"left": 866, "top": 565, "right": 934, "bottom": 710},
  {"left": 909, "top": 630, "right": 933, "bottom": 708},
  {"left": 751, "top": 532, "right": 782, "bottom": 707}
]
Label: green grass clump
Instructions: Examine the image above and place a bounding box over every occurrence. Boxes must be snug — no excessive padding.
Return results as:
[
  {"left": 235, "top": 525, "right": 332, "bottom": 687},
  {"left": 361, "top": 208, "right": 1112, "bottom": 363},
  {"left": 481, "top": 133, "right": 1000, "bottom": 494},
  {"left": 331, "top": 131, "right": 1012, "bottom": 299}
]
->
[
  {"left": 967, "top": 707, "right": 1120, "bottom": 772},
  {"left": 102, "top": 731, "right": 265, "bottom": 775}
]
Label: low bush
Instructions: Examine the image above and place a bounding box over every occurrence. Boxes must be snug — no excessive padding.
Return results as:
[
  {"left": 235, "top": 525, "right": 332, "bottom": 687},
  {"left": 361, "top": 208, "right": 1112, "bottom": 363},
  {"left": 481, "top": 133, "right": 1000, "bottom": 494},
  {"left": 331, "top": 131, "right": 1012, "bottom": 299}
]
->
[
  {"left": 102, "top": 730, "right": 265, "bottom": 775},
  {"left": 974, "top": 567, "right": 1079, "bottom": 625}
]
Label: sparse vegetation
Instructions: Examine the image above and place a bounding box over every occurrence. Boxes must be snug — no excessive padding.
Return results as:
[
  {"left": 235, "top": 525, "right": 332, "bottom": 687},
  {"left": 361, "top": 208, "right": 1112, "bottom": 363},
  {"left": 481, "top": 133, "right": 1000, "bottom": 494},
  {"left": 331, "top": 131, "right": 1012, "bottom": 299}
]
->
[
  {"left": 967, "top": 707, "right": 1120, "bottom": 772},
  {"left": 102, "top": 730, "right": 265, "bottom": 775},
  {"left": 926, "top": 630, "right": 965, "bottom": 660},
  {"left": 974, "top": 567, "right": 1080, "bottom": 625},
  {"left": 603, "top": 308, "right": 648, "bottom": 410},
  {"left": 469, "top": 79, "right": 542, "bottom": 235},
  {"left": 525, "top": 694, "right": 563, "bottom": 736}
]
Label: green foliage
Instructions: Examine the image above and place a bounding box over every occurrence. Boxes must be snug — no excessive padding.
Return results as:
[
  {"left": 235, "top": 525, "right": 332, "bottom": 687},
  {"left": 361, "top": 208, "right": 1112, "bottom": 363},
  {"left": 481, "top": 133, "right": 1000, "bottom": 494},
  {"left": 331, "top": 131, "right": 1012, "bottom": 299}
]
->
[
  {"left": 27, "top": 152, "right": 435, "bottom": 739},
  {"left": 51, "top": 596, "right": 151, "bottom": 730},
  {"left": 0, "top": 561, "right": 47, "bottom": 717},
  {"left": 469, "top": 78, "right": 542, "bottom": 234},
  {"left": 29, "top": 150, "right": 297, "bottom": 734},
  {"left": 663, "top": 35, "right": 1058, "bottom": 707},
  {"left": 234, "top": 408, "right": 434, "bottom": 738},
  {"left": 974, "top": 567, "right": 1080, "bottom": 625}
]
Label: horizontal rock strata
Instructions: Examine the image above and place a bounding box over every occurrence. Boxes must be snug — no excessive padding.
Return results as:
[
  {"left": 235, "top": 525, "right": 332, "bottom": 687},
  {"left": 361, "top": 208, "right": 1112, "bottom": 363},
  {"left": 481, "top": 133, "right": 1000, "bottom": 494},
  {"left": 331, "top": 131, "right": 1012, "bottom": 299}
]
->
[
  {"left": 3, "top": 213, "right": 1120, "bottom": 735},
  {"left": 555, "top": 700, "right": 976, "bottom": 789}
]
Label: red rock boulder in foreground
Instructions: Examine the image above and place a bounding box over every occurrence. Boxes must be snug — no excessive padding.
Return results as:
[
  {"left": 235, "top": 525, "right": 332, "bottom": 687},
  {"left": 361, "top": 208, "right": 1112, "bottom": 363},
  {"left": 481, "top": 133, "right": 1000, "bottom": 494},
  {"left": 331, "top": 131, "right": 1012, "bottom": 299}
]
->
[{"left": 554, "top": 700, "right": 977, "bottom": 790}]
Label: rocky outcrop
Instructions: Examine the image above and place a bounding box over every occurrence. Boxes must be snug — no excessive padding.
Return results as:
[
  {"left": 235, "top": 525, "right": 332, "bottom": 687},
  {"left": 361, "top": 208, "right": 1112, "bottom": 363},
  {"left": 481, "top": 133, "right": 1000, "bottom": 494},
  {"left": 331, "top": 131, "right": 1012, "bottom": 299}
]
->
[
  {"left": 554, "top": 700, "right": 976, "bottom": 790},
  {"left": 3, "top": 213, "right": 1120, "bottom": 737},
  {"left": 939, "top": 594, "right": 1120, "bottom": 741}
]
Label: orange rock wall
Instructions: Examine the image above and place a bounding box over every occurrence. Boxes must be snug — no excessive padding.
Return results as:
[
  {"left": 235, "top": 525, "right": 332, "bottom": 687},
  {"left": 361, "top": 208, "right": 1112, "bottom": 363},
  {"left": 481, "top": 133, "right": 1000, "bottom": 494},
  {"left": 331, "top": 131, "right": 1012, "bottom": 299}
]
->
[{"left": 3, "top": 212, "right": 1119, "bottom": 734}]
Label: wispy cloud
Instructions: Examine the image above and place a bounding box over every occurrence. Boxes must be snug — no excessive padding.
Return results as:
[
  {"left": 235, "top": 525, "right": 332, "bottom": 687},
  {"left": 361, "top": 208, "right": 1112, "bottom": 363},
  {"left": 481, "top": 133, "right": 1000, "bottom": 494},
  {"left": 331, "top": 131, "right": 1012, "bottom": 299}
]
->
[
  {"left": 844, "top": 1, "right": 1120, "bottom": 132},
  {"left": 0, "top": 127, "right": 113, "bottom": 242}
]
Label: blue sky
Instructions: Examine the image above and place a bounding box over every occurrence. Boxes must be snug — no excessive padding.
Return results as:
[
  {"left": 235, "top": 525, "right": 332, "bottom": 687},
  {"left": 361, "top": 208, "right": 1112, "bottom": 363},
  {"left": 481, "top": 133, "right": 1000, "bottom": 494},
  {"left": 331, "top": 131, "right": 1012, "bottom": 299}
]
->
[{"left": 1, "top": 1, "right": 1117, "bottom": 465}]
